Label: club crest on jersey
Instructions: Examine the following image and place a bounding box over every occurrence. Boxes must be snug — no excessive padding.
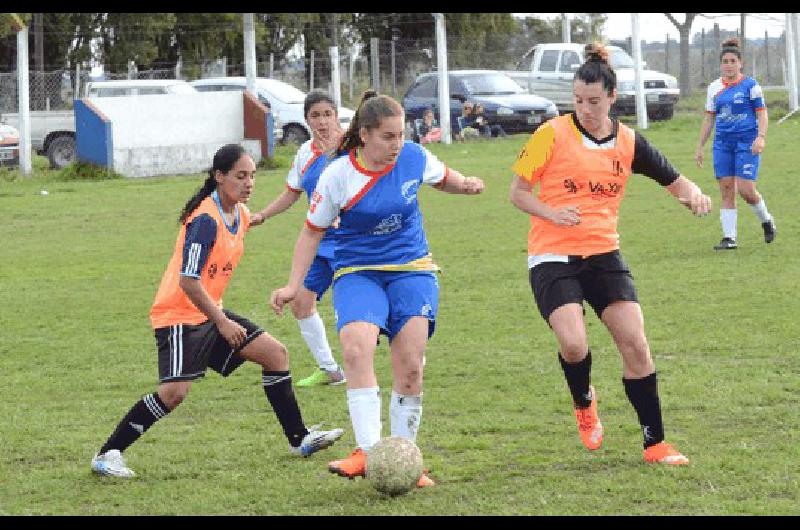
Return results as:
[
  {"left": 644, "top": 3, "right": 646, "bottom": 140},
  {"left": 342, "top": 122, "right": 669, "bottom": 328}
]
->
[
  {"left": 371, "top": 213, "right": 403, "bottom": 235},
  {"left": 401, "top": 179, "right": 420, "bottom": 204}
]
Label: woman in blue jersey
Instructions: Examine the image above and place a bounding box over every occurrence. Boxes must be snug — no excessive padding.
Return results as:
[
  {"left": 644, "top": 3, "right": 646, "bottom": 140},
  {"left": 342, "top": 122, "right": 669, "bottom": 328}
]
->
[
  {"left": 250, "top": 90, "right": 346, "bottom": 387},
  {"left": 270, "top": 90, "right": 484, "bottom": 487},
  {"left": 696, "top": 37, "right": 776, "bottom": 250}
]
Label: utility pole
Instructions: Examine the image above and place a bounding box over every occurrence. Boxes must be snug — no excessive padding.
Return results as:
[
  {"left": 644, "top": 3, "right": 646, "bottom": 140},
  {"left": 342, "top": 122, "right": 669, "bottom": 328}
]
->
[
  {"left": 786, "top": 13, "right": 798, "bottom": 112},
  {"left": 433, "top": 13, "right": 451, "bottom": 144},
  {"left": 329, "top": 14, "right": 341, "bottom": 107},
  {"left": 243, "top": 13, "right": 256, "bottom": 95},
  {"left": 9, "top": 13, "right": 32, "bottom": 174},
  {"left": 631, "top": 13, "right": 648, "bottom": 129},
  {"left": 740, "top": 13, "right": 747, "bottom": 75},
  {"left": 562, "top": 13, "right": 571, "bottom": 43}
]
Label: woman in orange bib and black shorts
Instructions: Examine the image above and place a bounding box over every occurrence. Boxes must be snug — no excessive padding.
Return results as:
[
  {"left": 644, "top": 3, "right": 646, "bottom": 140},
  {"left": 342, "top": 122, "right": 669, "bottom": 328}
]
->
[
  {"left": 90, "top": 144, "right": 343, "bottom": 478},
  {"left": 510, "top": 43, "right": 712, "bottom": 465}
]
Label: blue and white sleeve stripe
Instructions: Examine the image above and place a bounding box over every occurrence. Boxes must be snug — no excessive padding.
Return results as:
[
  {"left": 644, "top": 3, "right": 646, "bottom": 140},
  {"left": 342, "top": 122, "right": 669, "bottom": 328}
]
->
[{"left": 180, "top": 213, "right": 217, "bottom": 278}]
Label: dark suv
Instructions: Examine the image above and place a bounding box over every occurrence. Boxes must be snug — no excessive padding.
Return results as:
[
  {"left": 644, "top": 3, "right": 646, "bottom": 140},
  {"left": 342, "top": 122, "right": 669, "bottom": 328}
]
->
[{"left": 402, "top": 70, "right": 558, "bottom": 135}]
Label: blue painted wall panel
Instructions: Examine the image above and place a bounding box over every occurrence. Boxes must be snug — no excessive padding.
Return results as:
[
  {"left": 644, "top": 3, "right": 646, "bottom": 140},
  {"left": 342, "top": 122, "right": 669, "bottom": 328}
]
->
[{"left": 74, "top": 99, "right": 113, "bottom": 168}]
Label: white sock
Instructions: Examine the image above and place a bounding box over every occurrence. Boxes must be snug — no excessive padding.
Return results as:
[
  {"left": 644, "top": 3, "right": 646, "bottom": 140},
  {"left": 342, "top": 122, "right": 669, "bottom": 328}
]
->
[
  {"left": 347, "top": 387, "right": 381, "bottom": 451},
  {"left": 390, "top": 390, "right": 423, "bottom": 442},
  {"left": 749, "top": 197, "right": 772, "bottom": 223},
  {"left": 720, "top": 208, "right": 738, "bottom": 240},
  {"left": 297, "top": 313, "right": 338, "bottom": 372}
]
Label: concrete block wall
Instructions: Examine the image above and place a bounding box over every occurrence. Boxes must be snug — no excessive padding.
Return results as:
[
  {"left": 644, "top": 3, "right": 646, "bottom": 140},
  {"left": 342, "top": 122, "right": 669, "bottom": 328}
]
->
[{"left": 78, "top": 91, "right": 263, "bottom": 178}]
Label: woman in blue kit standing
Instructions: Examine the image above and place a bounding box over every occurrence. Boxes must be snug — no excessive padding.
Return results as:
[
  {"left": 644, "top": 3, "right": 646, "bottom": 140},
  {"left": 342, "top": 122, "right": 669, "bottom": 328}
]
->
[{"left": 695, "top": 37, "right": 776, "bottom": 250}]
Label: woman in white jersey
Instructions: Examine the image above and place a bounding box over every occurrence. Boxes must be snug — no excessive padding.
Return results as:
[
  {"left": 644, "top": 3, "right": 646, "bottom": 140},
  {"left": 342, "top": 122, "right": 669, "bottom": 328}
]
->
[{"left": 250, "top": 90, "right": 346, "bottom": 387}]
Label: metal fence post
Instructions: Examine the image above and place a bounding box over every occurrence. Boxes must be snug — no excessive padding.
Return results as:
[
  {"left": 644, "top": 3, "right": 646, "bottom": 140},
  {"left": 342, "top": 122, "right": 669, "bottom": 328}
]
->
[
  {"left": 370, "top": 37, "right": 379, "bottom": 90},
  {"left": 310, "top": 49, "right": 315, "bottom": 91},
  {"left": 391, "top": 38, "right": 396, "bottom": 96}
]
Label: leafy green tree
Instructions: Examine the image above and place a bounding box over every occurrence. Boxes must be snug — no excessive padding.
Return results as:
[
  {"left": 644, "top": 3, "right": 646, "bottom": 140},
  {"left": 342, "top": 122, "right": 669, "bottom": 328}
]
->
[{"left": 96, "top": 13, "right": 177, "bottom": 73}]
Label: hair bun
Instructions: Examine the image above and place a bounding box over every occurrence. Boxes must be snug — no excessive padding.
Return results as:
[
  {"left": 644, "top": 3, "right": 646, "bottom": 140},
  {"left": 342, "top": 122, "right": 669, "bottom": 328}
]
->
[
  {"left": 721, "top": 37, "right": 740, "bottom": 50},
  {"left": 584, "top": 42, "right": 609, "bottom": 64}
]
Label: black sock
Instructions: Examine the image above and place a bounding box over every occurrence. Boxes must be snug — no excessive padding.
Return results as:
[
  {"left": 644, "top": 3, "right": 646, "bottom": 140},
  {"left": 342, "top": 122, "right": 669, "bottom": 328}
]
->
[
  {"left": 558, "top": 349, "right": 593, "bottom": 408},
  {"left": 262, "top": 370, "right": 309, "bottom": 447},
  {"left": 623, "top": 372, "right": 665, "bottom": 449},
  {"left": 99, "top": 393, "right": 170, "bottom": 455}
]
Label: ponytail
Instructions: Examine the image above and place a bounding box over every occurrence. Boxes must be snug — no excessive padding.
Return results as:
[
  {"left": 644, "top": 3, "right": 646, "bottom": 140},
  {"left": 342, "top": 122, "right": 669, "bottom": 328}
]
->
[
  {"left": 337, "top": 89, "right": 379, "bottom": 155},
  {"left": 179, "top": 143, "right": 246, "bottom": 223}
]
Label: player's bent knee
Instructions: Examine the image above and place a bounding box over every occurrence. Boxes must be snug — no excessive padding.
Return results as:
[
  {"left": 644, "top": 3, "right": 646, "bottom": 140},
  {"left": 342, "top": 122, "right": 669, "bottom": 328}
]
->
[
  {"left": 158, "top": 383, "right": 191, "bottom": 410},
  {"left": 559, "top": 341, "right": 589, "bottom": 362}
]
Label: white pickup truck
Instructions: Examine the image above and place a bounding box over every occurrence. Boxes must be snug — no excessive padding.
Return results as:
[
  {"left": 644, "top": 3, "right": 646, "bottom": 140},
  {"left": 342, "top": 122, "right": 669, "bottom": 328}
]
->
[
  {"left": 505, "top": 43, "right": 680, "bottom": 120},
  {"left": 0, "top": 110, "right": 75, "bottom": 168}
]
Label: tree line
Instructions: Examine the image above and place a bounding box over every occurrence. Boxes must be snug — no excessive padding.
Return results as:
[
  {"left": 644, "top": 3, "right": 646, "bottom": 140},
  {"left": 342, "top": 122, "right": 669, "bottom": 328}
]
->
[{"left": 0, "top": 13, "right": 606, "bottom": 82}]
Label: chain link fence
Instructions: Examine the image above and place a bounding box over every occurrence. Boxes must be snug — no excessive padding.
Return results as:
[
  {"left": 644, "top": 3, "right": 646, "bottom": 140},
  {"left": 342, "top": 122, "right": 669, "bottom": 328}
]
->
[{"left": 0, "top": 31, "right": 793, "bottom": 115}]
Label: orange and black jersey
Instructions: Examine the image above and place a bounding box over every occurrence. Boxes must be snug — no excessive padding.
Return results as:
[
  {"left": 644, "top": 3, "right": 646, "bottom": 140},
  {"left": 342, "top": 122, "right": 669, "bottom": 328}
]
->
[
  {"left": 149, "top": 191, "right": 250, "bottom": 329},
  {"left": 512, "top": 113, "right": 679, "bottom": 256}
]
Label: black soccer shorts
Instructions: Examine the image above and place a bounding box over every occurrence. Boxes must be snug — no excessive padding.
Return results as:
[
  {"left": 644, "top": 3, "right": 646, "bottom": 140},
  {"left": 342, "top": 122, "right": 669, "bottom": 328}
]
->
[
  {"left": 154, "top": 309, "right": 263, "bottom": 383},
  {"left": 528, "top": 250, "right": 639, "bottom": 322}
]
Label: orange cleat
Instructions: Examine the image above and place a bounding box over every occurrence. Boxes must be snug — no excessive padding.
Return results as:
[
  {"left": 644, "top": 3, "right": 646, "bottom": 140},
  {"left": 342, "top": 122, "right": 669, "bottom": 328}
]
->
[
  {"left": 328, "top": 448, "right": 367, "bottom": 479},
  {"left": 643, "top": 442, "right": 689, "bottom": 465},
  {"left": 417, "top": 470, "right": 435, "bottom": 488},
  {"left": 574, "top": 385, "right": 603, "bottom": 451}
]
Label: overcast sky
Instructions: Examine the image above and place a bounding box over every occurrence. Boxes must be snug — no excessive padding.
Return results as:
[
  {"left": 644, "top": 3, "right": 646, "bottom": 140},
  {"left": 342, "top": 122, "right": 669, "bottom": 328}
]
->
[{"left": 516, "top": 13, "right": 788, "bottom": 42}]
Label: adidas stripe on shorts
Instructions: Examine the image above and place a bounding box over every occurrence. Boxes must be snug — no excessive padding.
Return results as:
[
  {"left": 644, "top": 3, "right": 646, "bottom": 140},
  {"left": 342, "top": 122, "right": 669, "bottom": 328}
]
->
[{"left": 154, "top": 309, "right": 263, "bottom": 383}]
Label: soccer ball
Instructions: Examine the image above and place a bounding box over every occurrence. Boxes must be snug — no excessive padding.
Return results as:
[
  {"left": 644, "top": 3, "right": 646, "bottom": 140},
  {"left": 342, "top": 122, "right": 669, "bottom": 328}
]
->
[{"left": 366, "top": 437, "right": 423, "bottom": 496}]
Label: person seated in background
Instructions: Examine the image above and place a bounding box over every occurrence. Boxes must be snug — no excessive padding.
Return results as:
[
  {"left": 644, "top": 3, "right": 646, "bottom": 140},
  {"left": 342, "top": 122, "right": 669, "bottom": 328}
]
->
[
  {"left": 474, "top": 103, "right": 508, "bottom": 138},
  {"left": 458, "top": 101, "right": 480, "bottom": 140},
  {"left": 418, "top": 108, "right": 442, "bottom": 145}
]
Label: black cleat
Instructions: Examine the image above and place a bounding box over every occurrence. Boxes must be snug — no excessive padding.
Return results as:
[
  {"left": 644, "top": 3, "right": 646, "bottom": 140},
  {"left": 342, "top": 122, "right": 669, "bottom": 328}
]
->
[
  {"left": 762, "top": 219, "right": 776, "bottom": 243},
  {"left": 714, "top": 237, "right": 738, "bottom": 250}
]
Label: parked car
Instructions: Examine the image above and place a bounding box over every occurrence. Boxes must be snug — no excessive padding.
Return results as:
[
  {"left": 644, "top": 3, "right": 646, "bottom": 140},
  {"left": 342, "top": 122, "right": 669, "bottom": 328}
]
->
[
  {"left": 190, "top": 77, "right": 354, "bottom": 144},
  {"left": 84, "top": 79, "right": 198, "bottom": 97},
  {"left": 506, "top": 43, "right": 679, "bottom": 120},
  {"left": 402, "top": 70, "right": 558, "bottom": 136},
  {"left": 0, "top": 110, "right": 74, "bottom": 169},
  {"left": 0, "top": 122, "right": 20, "bottom": 166}
]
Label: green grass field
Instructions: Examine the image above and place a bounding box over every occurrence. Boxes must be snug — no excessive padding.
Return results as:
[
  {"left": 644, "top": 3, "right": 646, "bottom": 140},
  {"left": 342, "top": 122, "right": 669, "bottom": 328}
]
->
[{"left": 1, "top": 102, "right": 798, "bottom": 515}]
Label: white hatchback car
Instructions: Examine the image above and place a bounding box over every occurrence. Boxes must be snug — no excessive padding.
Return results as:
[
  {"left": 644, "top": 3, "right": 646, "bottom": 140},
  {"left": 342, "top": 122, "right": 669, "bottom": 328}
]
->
[
  {"left": 84, "top": 79, "right": 199, "bottom": 97},
  {"left": 190, "top": 77, "right": 354, "bottom": 144}
]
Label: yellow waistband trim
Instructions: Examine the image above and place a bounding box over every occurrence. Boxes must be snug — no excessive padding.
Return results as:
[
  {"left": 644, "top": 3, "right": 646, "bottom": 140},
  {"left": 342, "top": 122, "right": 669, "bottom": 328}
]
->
[{"left": 333, "top": 254, "right": 441, "bottom": 281}]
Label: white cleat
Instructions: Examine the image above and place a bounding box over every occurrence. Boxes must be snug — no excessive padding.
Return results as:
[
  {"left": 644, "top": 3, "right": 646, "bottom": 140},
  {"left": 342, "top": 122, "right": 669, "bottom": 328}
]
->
[
  {"left": 289, "top": 424, "right": 345, "bottom": 457},
  {"left": 91, "top": 449, "right": 136, "bottom": 478}
]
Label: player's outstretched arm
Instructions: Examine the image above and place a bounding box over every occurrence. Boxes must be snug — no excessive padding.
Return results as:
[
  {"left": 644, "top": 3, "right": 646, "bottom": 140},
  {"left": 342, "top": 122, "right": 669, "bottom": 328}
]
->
[
  {"left": 433, "top": 167, "right": 485, "bottom": 195},
  {"left": 666, "top": 175, "right": 712, "bottom": 217},
  {"left": 250, "top": 189, "right": 302, "bottom": 227},
  {"left": 270, "top": 225, "right": 325, "bottom": 315}
]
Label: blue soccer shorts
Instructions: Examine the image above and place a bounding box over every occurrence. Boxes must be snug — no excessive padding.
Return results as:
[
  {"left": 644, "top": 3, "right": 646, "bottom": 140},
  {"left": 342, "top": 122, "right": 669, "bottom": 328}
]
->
[
  {"left": 303, "top": 255, "right": 335, "bottom": 301},
  {"left": 332, "top": 270, "right": 439, "bottom": 341},
  {"left": 713, "top": 134, "right": 761, "bottom": 181}
]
